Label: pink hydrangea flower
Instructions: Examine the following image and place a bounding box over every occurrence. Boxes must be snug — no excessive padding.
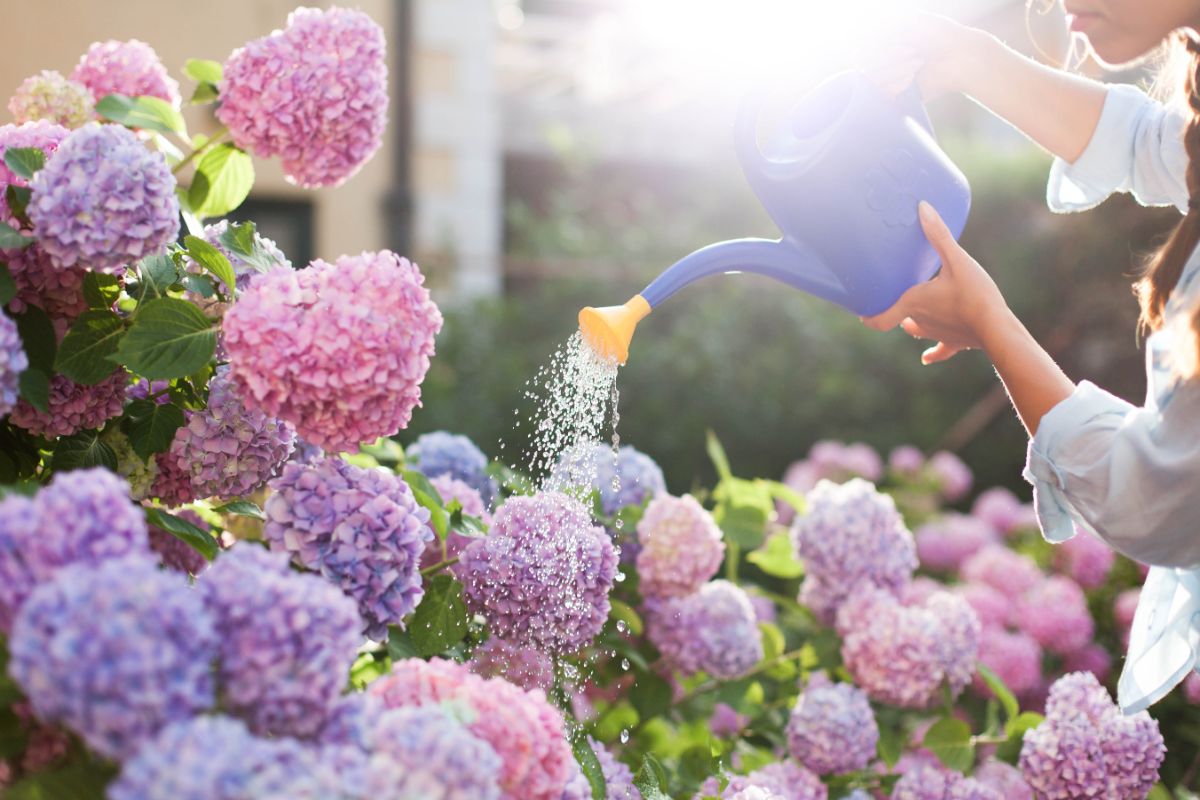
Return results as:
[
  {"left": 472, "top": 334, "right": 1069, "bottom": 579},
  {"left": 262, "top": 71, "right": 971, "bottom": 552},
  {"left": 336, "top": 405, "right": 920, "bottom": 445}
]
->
[
  {"left": 888, "top": 445, "right": 925, "bottom": 476},
  {"left": 8, "top": 71, "right": 93, "bottom": 128},
  {"left": 9, "top": 369, "right": 127, "bottom": 439},
  {"left": 973, "top": 759, "right": 1032, "bottom": 800},
  {"left": 915, "top": 513, "right": 998, "bottom": 572},
  {"left": 960, "top": 545, "right": 1043, "bottom": 597},
  {"left": 217, "top": 7, "right": 387, "bottom": 188},
  {"left": 1063, "top": 643, "right": 1112, "bottom": 684},
  {"left": 0, "top": 121, "right": 68, "bottom": 230},
  {"left": 928, "top": 450, "right": 972, "bottom": 501},
  {"left": 972, "top": 627, "right": 1042, "bottom": 696},
  {"left": 468, "top": 637, "right": 556, "bottom": 692},
  {"left": 1014, "top": 576, "right": 1094, "bottom": 656},
  {"left": 970, "top": 487, "right": 1035, "bottom": 536},
  {"left": 777, "top": 441, "right": 882, "bottom": 524},
  {"left": 1184, "top": 672, "right": 1200, "bottom": 703},
  {"left": 1114, "top": 588, "right": 1140, "bottom": 637},
  {"left": 70, "top": 39, "right": 179, "bottom": 107},
  {"left": 635, "top": 494, "right": 725, "bottom": 598},
  {"left": 149, "top": 448, "right": 198, "bottom": 508},
  {"left": 419, "top": 473, "right": 491, "bottom": 572},
  {"left": 147, "top": 509, "right": 210, "bottom": 576},
  {"left": 697, "top": 762, "right": 827, "bottom": 800},
  {"left": 891, "top": 764, "right": 1002, "bottom": 800},
  {"left": 953, "top": 582, "right": 1011, "bottom": 629},
  {"left": 1055, "top": 528, "right": 1115, "bottom": 589},
  {"left": 786, "top": 674, "right": 878, "bottom": 775},
  {"left": 709, "top": 703, "right": 748, "bottom": 738},
  {"left": 224, "top": 250, "right": 442, "bottom": 452},
  {"left": 646, "top": 580, "right": 764, "bottom": 680},
  {"left": 5, "top": 245, "right": 90, "bottom": 321}
]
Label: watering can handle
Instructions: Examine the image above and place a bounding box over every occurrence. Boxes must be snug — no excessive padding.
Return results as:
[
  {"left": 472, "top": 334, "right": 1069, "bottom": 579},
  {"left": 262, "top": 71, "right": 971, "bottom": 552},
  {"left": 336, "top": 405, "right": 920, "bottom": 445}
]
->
[{"left": 896, "top": 81, "right": 935, "bottom": 137}]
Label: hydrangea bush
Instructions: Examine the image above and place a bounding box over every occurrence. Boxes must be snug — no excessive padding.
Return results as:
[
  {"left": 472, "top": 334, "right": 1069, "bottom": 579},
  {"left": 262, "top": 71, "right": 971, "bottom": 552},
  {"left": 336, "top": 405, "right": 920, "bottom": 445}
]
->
[{"left": 0, "top": 7, "right": 1191, "bottom": 799}]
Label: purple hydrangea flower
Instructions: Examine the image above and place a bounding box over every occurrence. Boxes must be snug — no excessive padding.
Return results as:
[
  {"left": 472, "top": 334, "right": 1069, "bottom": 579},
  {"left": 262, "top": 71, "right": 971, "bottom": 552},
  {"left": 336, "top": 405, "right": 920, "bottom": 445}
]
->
[
  {"left": 791, "top": 478, "right": 917, "bottom": 624},
  {"left": 838, "top": 587, "right": 980, "bottom": 709},
  {"left": 109, "top": 715, "right": 340, "bottom": 800},
  {"left": 217, "top": 7, "right": 387, "bottom": 188},
  {"left": 1014, "top": 576, "right": 1094, "bottom": 656},
  {"left": 973, "top": 760, "right": 1032, "bottom": 800},
  {"left": 915, "top": 513, "right": 998, "bottom": 572},
  {"left": 9, "top": 368, "right": 127, "bottom": 438},
  {"left": 7, "top": 71, "right": 93, "bottom": 128},
  {"left": 5, "top": 244, "right": 90, "bottom": 321},
  {"left": 150, "top": 448, "right": 199, "bottom": 507},
  {"left": 183, "top": 220, "right": 291, "bottom": 321},
  {"left": 265, "top": 456, "right": 433, "bottom": 640},
  {"left": 29, "top": 122, "right": 179, "bottom": 272},
  {"left": 0, "top": 312, "right": 27, "bottom": 416},
  {"left": 70, "top": 39, "right": 180, "bottom": 108},
  {"left": 960, "top": 545, "right": 1043, "bottom": 597},
  {"left": 786, "top": 674, "right": 879, "bottom": 775},
  {"left": 1184, "top": 672, "right": 1200, "bottom": 703},
  {"left": 698, "top": 762, "right": 827, "bottom": 800},
  {"left": 460, "top": 491, "right": 617, "bottom": 654},
  {"left": 224, "top": 250, "right": 442, "bottom": 453},
  {"left": 200, "top": 544, "right": 363, "bottom": 738},
  {"left": 9, "top": 555, "right": 215, "bottom": 759},
  {"left": 973, "top": 627, "right": 1042, "bottom": 696},
  {"left": 777, "top": 441, "right": 883, "bottom": 524},
  {"left": 1055, "top": 528, "right": 1115, "bottom": 589},
  {"left": 1020, "top": 672, "right": 1165, "bottom": 798},
  {"left": 468, "top": 637, "right": 556, "bottom": 692},
  {"left": 728, "top": 789, "right": 783, "bottom": 800},
  {"left": 891, "top": 764, "right": 1002, "bottom": 800},
  {"left": 709, "top": 702, "right": 748, "bottom": 738},
  {"left": 0, "top": 468, "right": 148, "bottom": 633},
  {"left": 1062, "top": 642, "right": 1113, "bottom": 684},
  {"left": 420, "top": 472, "right": 492, "bottom": 571},
  {"left": 0, "top": 121, "right": 68, "bottom": 229},
  {"left": 928, "top": 450, "right": 972, "bottom": 501},
  {"left": 888, "top": 444, "right": 926, "bottom": 476},
  {"left": 409, "top": 430, "right": 498, "bottom": 505},
  {"left": 169, "top": 366, "right": 296, "bottom": 499},
  {"left": 552, "top": 442, "right": 666, "bottom": 516},
  {"left": 635, "top": 494, "right": 724, "bottom": 598},
  {"left": 952, "top": 582, "right": 1011, "bottom": 629},
  {"left": 646, "top": 580, "right": 764, "bottom": 679},
  {"left": 147, "top": 509, "right": 211, "bottom": 576},
  {"left": 971, "top": 487, "right": 1035, "bottom": 536}
]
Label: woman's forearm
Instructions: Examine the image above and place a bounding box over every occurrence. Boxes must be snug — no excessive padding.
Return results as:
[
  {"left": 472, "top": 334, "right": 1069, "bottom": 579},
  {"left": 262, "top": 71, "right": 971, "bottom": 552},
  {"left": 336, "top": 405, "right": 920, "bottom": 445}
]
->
[{"left": 980, "top": 309, "right": 1076, "bottom": 436}]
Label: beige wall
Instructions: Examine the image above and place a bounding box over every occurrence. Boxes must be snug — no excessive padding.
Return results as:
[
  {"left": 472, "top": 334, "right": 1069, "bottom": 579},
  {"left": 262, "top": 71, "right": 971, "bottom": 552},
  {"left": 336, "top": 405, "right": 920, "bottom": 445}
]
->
[{"left": 0, "top": 0, "right": 396, "bottom": 264}]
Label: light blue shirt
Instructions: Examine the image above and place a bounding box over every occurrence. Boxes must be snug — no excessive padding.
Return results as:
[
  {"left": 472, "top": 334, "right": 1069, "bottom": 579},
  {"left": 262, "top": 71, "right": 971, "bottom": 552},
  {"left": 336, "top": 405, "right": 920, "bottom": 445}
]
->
[{"left": 1024, "top": 84, "right": 1200, "bottom": 714}]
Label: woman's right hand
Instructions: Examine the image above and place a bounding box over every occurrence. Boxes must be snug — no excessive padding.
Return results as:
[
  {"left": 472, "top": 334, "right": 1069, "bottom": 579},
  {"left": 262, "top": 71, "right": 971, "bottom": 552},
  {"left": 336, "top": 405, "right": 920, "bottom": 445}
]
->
[{"left": 863, "top": 12, "right": 1000, "bottom": 102}]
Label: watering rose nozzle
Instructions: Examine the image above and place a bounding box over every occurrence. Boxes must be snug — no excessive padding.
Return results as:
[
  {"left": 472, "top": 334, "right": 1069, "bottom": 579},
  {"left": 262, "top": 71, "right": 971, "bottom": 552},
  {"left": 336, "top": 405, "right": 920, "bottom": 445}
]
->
[{"left": 578, "top": 295, "right": 651, "bottom": 365}]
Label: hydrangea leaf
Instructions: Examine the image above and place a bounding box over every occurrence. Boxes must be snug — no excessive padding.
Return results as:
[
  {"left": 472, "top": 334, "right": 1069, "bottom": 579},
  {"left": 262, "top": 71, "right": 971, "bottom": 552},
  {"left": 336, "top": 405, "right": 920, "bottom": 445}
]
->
[
  {"left": 115, "top": 297, "right": 216, "bottom": 380},
  {"left": 0, "top": 706, "right": 29, "bottom": 760},
  {"left": 5, "top": 186, "right": 32, "bottom": 228},
  {"left": 571, "top": 734, "right": 607, "bottom": 800},
  {"left": 13, "top": 304, "right": 55, "bottom": 373},
  {"left": 122, "top": 399, "right": 186, "bottom": 461},
  {"left": 387, "top": 626, "right": 420, "bottom": 661},
  {"left": 188, "top": 143, "right": 253, "bottom": 219},
  {"left": 633, "top": 754, "right": 672, "bottom": 800},
  {"left": 2, "top": 760, "right": 116, "bottom": 800},
  {"left": 82, "top": 271, "right": 122, "bottom": 310},
  {"left": 922, "top": 717, "right": 975, "bottom": 773},
  {"left": 995, "top": 711, "right": 1044, "bottom": 764},
  {"left": 184, "top": 234, "right": 235, "bottom": 293},
  {"left": 609, "top": 598, "right": 644, "bottom": 636},
  {"left": 184, "top": 58, "right": 223, "bottom": 85},
  {"left": 746, "top": 532, "right": 805, "bottom": 579},
  {"left": 217, "top": 221, "right": 280, "bottom": 275},
  {"left": 0, "top": 262, "right": 16, "bottom": 305},
  {"left": 51, "top": 431, "right": 118, "bottom": 473},
  {"left": 977, "top": 663, "right": 1020, "bottom": 724},
  {"left": 629, "top": 669, "right": 673, "bottom": 722},
  {"left": 2, "top": 147, "right": 45, "bottom": 180},
  {"left": 705, "top": 429, "right": 733, "bottom": 483},
  {"left": 134, "top": 253, "right": 180, "bottom": 304},
  {"left": 96, "top": 93, "right": 185, "bottom": 136},
  {"left": 0, "top": 220, "right": 34, "bottom": 250},
  {"left": 143, "top": 506, "right": 218, "bottom": 561},
  {"left": 214, "top": 500, "right": 266, "bottom": 520},
  {"left": 54, "top": 310, "right": 125, "bottom": 385},
  {"left": 16, "top": 369, "right": 49, "bottom": 413},
  {"left": 408, "top": 575, "right": 468, "bottom": 657}
]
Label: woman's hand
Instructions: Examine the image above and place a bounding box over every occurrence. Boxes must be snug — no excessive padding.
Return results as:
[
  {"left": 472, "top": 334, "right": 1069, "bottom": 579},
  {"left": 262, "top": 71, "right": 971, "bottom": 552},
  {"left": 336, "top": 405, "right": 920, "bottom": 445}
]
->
[
  {"left": 862, "top": 12, "right": 1000, "bottom": 102},
  {"left": 862, "top": 201, "right": 1014, "bottom": 365}
]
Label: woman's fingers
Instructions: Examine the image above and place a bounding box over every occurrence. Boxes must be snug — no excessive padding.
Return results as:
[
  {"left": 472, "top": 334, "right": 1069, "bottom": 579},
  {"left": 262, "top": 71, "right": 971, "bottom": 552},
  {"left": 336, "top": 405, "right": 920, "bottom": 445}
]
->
[
  {"left": 917, "top": 201, "right": 962, "bottom": 272},
  {"left": 921, "top": 341, "right": 963, "bottom": 364}
]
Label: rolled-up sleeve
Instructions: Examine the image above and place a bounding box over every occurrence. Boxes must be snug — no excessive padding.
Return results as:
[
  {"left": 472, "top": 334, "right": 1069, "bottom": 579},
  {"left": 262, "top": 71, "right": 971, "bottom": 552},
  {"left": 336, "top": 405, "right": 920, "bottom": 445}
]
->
[
  {"left": 1047, "top": 84, "right": 1189, "bottom": 214},
  {"left": 1024, "top": 379, "right": 1200, "bottom": 569}
]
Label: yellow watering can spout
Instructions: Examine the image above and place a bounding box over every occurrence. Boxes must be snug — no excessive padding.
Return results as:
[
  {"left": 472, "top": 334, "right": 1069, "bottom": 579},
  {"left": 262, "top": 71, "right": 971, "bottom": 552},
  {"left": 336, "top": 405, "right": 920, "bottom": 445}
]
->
[{"left": 578, "top": 295, "right": 651, "bottom": 366}]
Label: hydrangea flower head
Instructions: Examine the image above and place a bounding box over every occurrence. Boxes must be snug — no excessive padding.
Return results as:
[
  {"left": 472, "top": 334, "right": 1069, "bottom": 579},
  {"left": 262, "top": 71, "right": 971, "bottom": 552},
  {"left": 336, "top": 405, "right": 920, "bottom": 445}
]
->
[
  {"left": 265, "top": 456, "right": 433, "bottom": 639},
  {"left": 838, "top": 587, "right": 979, "bottom": 708},
  {"left": 0, "top": 121, "right": 68, "bottom": 229},
  {"left": 960, "top": 545, "right": 1042, "bottom": 596},
  {"left": 70, "top": 39, "right": 180, "bottom": 107},
  {"left": 973, "top": 627, "right": 1042, "bottom": 696},
  {"left": 1055, "top": 528, "right": 1115, "bottom": 589},
  {"left": 1062, "top": 642, "right": 1113, "bottom": 684},
  {"left": 0, "top": 312, "right": 27, "bottom": 416},
  {"left": 551, "top": 442, "right": 666, "bottom": 516},
  {"left": 646, "top": 580, "right": 764, "bottom": 679},
  {"left": 408, "top": 430, "right": 498, "bottom": 503},
  {"left": 8, "top": 71, "right": 93, "bottom": 128},
  {"left": 147, "top": 509, "right": 210, "bottom": 576},
  {"left": 635, "top": 494, "right": 724, "bottom": 598},
  {"left": 1014, "top": 576, "right": 1094, "bottom": 656},
  {"left": 460, "top": 491, "right": 617, "bottom": 654},
  {"left": 1020, "top": 672, "right": 1165, "bottom": 798},
  {"left": 778, "top": 441, "right": 882, "bottom": 523},
  {"left": 953, "top": 582, "right": 1012, "bottom": 629},
  {"left": 170, "top": 366, "right": 296, "bottom": 499},
  {"left": 8, "top": 555, "right": 215, "bottom": 759},
  {"left": 29, "top": 122, "right": 179, "bottom": 272},
  {"left": 468, "top": 637, "right": 556, "bottom": 692},
  {"left": 791, "top": 478, "right": 917, "bottom": 624},
  {"left": 371, "top": 658, "right": 574, "bottom": 800},
  {"left": 928, "top": 450, "right": 972, "bottom": 500},
  {"left": 421, "top": 473, "right": 493, "bottom": 570},
  {"left": 9, "top": 368, "right": 127, "bottom": 438},
  {"left": 972, "top": 760, "right": 1032, "bottom": 800},
  {"left": 200, "top": 544, "right": 363, "bottom": 738},
  {"left": 786, "top": 675, "right": 878, "bottom": 774},
  {"left": 888, "top": 444, "right": 926, "bottom": 476},
  {"left": 5, "top": 244, "right": 91, "bottom": 321},
  {"left": 150, "top": 448, "right": 199, "bottom": 508},
  {"left": 891, "top": 764, "right": 1002, "bottom": 800},
  {"left": 915, "top": 513, "right": 998, "bottom": 572},
  {"left": 971, "top": 487, "right": 1035, "bottom": 535},
  {"left": 224, "top": 250, "right": 442, "bottom": 452},
  {"left": 698, "top": 761, "right": 827, "bottom": 800},
  {"left": 217, "top": 6, "right": 387, "bottom": 188},
  {"left": 560, "top": 737, "right": 641, "bottom": 800}
]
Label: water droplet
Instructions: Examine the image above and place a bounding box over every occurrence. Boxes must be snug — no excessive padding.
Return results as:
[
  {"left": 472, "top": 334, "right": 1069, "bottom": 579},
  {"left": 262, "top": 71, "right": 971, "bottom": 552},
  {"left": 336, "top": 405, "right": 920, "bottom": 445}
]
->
[
  {"left": 620, "top": 658, "right": 630, "bottom": 671},
  {"left": 620, "top": 729, "right": 630, "bottom": 743},
  {"left": 615, "top": 620, "right": 628, "bottom": 634}
]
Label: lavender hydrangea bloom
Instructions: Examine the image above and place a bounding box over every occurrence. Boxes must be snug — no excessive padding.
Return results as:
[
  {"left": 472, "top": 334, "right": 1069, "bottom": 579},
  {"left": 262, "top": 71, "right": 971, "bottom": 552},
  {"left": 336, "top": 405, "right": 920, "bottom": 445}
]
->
[
  {"left": 70, "top": 39, "right": 180, "bottom": 107},
  {"left": 697, "top": 762, "right": 827, "bottom": 800},
  {"left": 635, "top": 494, "right": 724, "bottom": 598},
  {"left": 200, "top": 544, "right": 363, "bottom": 738},
  {"left": 552, "top": 442, "right": 666, "bottom": 516},
  {"left": 953, "top": 582, "right": 1011, "bottom": 630},
  {"left": 973, "top": 760, "right": 1032, "bottom": 800},
  {"left": 0, "top": 468, "right": 148, "bottom": 633},
  {"left": 460, "top": 491, "right": 617, "bottom": 654},
  {"left": 971, "top": 487, "right": 1036, "bottom": 536},
  {"left": 265, "top": 456, "right": 433, "bottom": 640},
  {"left": 589, "top": 738, "right": 641, "bottom": 800},
  {"left": 891, "top": 764, "right": 1002, "bottom": 800},
  {"left": 786, "top": 675, "right": 878, "bottom": 775},
  {"left": 420, "top": 472, "right": 491, "bottom": 571},
  {"left": 646, "top": 580, "right": 764, "bottom": 679},
  {"left": 777, "top": 441, "right": 883, "bottom": 524},
  {"left": 468, "top": 637, "right": 556, "bottom": 692},
  {"left": 170, "top": 367, "right": 296, "bottom": 499},
  {"left": 361, "top": 706, "right": 504, "bottom": 800},
  {"left": 888, "top": 445, "right": 926, "bottom": 475},
  {"left": 0, "top": 121, "right": 68, "bottom": 229},
  {"left": 109, "top": 715, "right": 340, "bottom": 800},
  {"left": 960, "top": 545, "right": 1043, "bottom": 597},
  {"left": 7, "top": 70, "right": 93, "bottom": 128},
  {"left": 928, "top": 450, "right": 972, "bottom": 501},
  {"left": 29, "top": 122, "right": 179, "bottom": 272},
  {"left": 217, "top": 7, "right": 387, "bottom": 188},
  {"left": 728, "top": 789, "right": 783, "bottom": 800},
  {"left": 838, "top": 587, "right": 980, "bottom": 709},
  {"left": 1014, "top": 576, "right": 1094, "bottom": 656},
  {"left": 791, "top": 479, "right": 917, "bottom": 624},
  {"left": 9, "top": 555, "right": 215, "bottom": 759},
  {"left": 915, "top": 514, "right": 997, "bottom": 573},
  {"left": 409, "top": 430, "right": 499, "bottom": 504},
  {"left": 973, "top": 627, "right": 1042, "bottom": 697},
  {"left": 9, "top": 368, "right": 127, "bottom": 438},
  {"left": 1020, "top": 672, "right": 1165, "bottom": 798},
  {"left": 0, "top": 313, "right": 27, "bottom": 416},
  {"left": 147, "top": 509, "right": 210, "bottom": 576},
  {"left": 1055, "top": 528, "right": 1115, "bottom": 589}
]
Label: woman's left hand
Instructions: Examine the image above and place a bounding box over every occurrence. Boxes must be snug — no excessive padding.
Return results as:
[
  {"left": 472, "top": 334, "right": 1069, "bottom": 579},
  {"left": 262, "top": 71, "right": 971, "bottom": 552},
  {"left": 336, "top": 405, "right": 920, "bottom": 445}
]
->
[{"left": 862, "top": 201, "right": 1014, "bottom": 364}]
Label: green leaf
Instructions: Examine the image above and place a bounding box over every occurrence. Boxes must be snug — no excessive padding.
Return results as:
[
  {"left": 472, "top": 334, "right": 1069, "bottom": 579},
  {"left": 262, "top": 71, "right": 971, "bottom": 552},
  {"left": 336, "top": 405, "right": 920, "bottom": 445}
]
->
[
  {"left": 143, "top": 506, "right": 218, "bottom": 560},
  {"left": 82, "top": 271, "right": 122, "bottom": 310},
  {"left": 571, "top": 734, "right": 607, "bottom": 800},
  {"left": 765, "top": 479, "right": 805, "bottom": 516},
  {"left": 403, "top": 470, "right": 449, "bottom": 540},
  {"left": 714, "top": 502, "right": 767, "bottom": 549},
  {"left": 995, "top": 711, "right": 1044, "bottom": 764},
  {"left": 114, "top": 297, "right": 216, "bottom": 380},
  {"left": 609, "top": 598, "right": 644, "bottom": 636},
  {"left": 629, "top": 669, "right": 673, "bottom": 722},
  {"left": 14, "top": 304, "right": 56, "bottom": 373},
  {"left": 134, "top": 253, "right": 180, "bottom": 303},
  {"left": 976, "top": 663, "right": 1020, "bottom": 724},
  {"left": 190, "top": 82, "right": 219, "bottom": 105},
  {"left": 633, "top": 754, "right": 672, "bottom": 800},
  {"left": 188, "top": 143, "right": 253, "bottom": 218},
  {"left": 4, "top": 759, "right": 118, "bottom": 799},
  {"left": 0, "top": 262, "right": 16, "bottom": 304},
  {"left": 184, "top": 58, "right": 223, "bottom": 85},
  {"left": 182, "top": 273, "right": 216, "bottom": 299},
  {"left": 184, "top": 234, "right": 236, "bottom": 292},
  {"left": 54, "top": 310, "right": 124, "bottom": 384},
  {"left": 3, "top": 147, "right": 45, "bottom": 180},
  {"left": 122, "top": 398, "right": 186, "bottom": 460},
  {"left": 387, "top": 626, "right": 420, "bottom": 661},
  {"left": 922, "top": 717, "right": 975, "bottom": 773},
  {"left": 214, "top": 500, "right": 266, "bottom": 520},
  {"left": 746, "top": 532, "right": 804, "bottom": 579},
  {"left": 0, "top": 220, "right": 34, "bottom": 249},
  {"left": 705, "top": 429, "right": 732, "bottom": 482},
  {"left": 96, "top": 93, "right": 185, "bottom": 136},
  {"left": 51, "top": 430, "right": 117, "bottom": 472},
  {"left": 0, "top": 423, "right": 40, "bottom": 482},
  {"left": 0, "top": 705, "right": 29, "bottom": 760},
  {"left": 6, "top": 185, "right": 32, "bottom": 228},
  {"left": 1146, "top": 785, "right": 1173, "bottom": 800},
  {"left": 217, "top": 221, "right": 281, "bottom": 274},
  {"left": 876, "top": 719, "right": 903, "bottom": 767},
  {"left": 408, "top": 575, "right": 469, "bottom": 657},
  {"left": 17, "top": 369, "right": 49, "bottom": 412}
]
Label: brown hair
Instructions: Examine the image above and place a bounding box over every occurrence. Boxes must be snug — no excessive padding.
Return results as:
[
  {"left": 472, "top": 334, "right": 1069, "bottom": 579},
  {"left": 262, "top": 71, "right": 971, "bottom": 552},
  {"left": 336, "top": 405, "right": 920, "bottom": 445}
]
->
[{"left": 1137, "top": 32, "right": 1200, "bottom": 374}]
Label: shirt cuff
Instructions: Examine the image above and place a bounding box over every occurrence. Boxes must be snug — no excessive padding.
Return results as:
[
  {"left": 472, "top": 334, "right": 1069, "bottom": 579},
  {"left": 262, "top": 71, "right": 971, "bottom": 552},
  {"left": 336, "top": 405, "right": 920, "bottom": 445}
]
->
[{"left": 1046, "top": 84, "right": 1148, "bottom": 213}]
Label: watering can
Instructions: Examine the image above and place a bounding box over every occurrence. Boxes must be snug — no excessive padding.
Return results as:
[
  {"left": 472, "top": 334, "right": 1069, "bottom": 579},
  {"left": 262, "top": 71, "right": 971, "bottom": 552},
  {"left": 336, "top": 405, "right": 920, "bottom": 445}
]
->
[{"left": 578, "top": 71, "right": 971, "bottom": 364}]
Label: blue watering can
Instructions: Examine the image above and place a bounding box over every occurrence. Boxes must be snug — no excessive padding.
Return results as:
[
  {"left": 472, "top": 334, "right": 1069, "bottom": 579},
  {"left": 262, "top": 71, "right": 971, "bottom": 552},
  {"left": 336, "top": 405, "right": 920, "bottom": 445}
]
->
[{"left": 579, "top": 71, "right": 971, "bottom": 364}]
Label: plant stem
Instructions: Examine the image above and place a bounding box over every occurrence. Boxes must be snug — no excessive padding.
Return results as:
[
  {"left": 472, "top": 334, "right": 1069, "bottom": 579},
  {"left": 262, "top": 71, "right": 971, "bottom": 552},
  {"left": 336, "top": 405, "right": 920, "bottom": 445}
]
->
[
  {"left": 420, "top": 556, "right": 460, "bottom": 576},
  {"left": 172, "top": 129, "right": 231, "bottom": 176}
]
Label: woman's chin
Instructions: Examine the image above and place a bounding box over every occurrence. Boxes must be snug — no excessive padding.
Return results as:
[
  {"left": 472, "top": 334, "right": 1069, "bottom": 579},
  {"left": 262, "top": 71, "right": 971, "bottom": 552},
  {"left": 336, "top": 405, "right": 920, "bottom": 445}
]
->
[{"left": 1082, "top": 32, "right": 1164, "bottom": 70}]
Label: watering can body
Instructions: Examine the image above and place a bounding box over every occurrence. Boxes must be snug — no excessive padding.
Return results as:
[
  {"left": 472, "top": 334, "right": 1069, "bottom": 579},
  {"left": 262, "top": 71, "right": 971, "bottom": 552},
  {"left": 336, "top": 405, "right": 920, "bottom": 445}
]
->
[{"left": 580, "top": 71, "right": 972, "bottom": 363}]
